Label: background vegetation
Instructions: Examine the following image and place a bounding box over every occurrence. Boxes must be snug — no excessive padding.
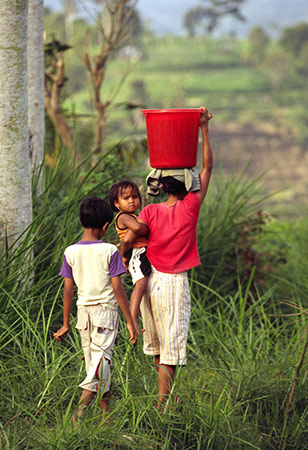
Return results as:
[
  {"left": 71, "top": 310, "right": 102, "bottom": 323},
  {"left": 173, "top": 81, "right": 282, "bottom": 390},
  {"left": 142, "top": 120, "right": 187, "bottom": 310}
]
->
[
  {"left": 0, "top": 3, "right": 307, "bottom": 449},
  {"left": 44, "top": 8, "right": 308, "bottom": 212},
  {"left": 1, "top": 149, "right": 307, "bottom": 449}
]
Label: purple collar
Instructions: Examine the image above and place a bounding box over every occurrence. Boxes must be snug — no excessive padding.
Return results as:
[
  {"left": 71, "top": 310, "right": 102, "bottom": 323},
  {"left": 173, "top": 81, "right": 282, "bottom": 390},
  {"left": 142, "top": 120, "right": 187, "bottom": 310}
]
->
[{"left": 77, "top": 240, "right": 103, "bottom": 245}]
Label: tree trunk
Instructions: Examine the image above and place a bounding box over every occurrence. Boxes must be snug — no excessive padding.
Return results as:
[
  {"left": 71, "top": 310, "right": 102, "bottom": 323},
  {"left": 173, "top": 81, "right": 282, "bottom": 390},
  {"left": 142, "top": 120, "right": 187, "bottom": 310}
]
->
[
  {"left": 95, "top": 106, "right": 107, "bottom": 151},
  {"left": 0, "top": 0, "right": 32, "bottom": 246},
  {"left": 28, "top": 0, "right": 45, "bottom": 195},
  {"left": 44, "top": 55, "right": 75, "bottom": 151}
]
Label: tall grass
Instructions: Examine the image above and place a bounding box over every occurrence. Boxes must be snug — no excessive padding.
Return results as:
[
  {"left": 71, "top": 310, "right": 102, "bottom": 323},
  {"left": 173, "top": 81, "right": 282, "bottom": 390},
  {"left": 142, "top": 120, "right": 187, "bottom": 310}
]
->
[
  {"left": 265, "top": 213, "right": 308, "bottom": 303},
  {"left": 0, "top": 151, "right": 307, "bottom": 449},
  {"left": 194, "top": 165, "right": 273, "bottom": 299}
]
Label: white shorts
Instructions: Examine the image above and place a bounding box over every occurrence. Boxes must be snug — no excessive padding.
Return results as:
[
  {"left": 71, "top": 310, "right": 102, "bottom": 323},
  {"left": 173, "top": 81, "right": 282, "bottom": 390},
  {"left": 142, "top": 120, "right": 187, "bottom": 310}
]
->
[
  {"left": 127, "top": 247, "right": 151, "bottom": 285},
  {"left": 76, "top": 304, "right": 119, "bottom": 394},
  {"left": 139, "top": 267, "right": 191, "bottom": 365}
]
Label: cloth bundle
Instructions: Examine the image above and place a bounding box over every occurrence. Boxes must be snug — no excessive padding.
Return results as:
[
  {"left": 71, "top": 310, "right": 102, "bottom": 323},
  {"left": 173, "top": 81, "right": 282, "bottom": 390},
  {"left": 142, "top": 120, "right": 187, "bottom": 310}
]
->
[{"left": 146, "top": 167, "right": 200, "bottom": 196}]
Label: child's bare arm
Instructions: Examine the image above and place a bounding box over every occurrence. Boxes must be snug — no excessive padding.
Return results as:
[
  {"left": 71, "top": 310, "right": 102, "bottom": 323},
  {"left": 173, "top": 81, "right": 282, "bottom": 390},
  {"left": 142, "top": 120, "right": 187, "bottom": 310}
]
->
[
  {"left": 111, "top": 275, "right": 138, "bottom": 344},
  {"left": 118, "top": 217, "right": 149, "bottom": 262},
  {"left": 120, "top": 229, "right": 139, "bottom": 260},
  {"left": 53, "top": 278, "right": 74, "bottom": 341},
  {"left": 117, "top": 214, "right": 148, "bottom": 235},
  {"left": 197, "top": 107, "right": 213, "bottom": 204}
]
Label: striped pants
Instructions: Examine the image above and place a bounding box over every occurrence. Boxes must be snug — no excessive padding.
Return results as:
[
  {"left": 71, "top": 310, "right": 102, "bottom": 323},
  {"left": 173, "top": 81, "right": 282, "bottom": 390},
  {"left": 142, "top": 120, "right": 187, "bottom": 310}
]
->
[{"left": 140, "top": 267, "right": 191, "bottom": 365}]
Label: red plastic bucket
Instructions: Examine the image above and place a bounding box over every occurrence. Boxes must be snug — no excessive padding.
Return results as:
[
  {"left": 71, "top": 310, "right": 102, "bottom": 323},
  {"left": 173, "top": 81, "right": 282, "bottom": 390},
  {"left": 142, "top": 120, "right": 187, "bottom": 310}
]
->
[{"left": 142, "top": 108, "right": 201, "bottom": 168}]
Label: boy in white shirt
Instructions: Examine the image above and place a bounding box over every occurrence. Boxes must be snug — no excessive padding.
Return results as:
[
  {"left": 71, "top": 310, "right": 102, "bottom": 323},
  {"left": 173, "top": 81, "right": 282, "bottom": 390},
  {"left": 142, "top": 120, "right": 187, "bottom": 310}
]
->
[{"left": 54, "top": 196, "right": 137, "bottom": 422}]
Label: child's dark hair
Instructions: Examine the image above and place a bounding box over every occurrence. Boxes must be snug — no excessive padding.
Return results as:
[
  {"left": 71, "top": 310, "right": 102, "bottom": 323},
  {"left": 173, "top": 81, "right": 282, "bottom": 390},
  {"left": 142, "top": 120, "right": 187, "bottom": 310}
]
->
[
  {"left": 160, "top": 176, "right": 188, "bottom": 197},
  {"left": 79, "top": 196, "right": 113, "bottom": 229},
  {"left": 109, "top": 180, "right": 141, "bottom": 212}
]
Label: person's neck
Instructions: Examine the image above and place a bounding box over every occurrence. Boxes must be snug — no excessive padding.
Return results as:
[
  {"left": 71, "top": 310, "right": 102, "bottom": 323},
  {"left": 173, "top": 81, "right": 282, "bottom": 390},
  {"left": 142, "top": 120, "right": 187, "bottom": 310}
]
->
[
  {"left": 165, "top": 193, "right": 183, "bottom": 206},
  {"left": 118, "top": 209, "right": 137, "bottom": 215},
  {"left": 81, "top": 228, "right": 101, "bottom": 241}
]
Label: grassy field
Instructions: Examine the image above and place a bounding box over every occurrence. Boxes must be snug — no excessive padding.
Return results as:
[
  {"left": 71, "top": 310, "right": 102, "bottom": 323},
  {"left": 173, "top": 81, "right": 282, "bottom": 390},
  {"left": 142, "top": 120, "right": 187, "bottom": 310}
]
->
[
  {"left": 0, "top": 150, "right": 307, "bottom": 449},
  {"left": 61, "top": 35, "right": 307, "bottom": 139}
]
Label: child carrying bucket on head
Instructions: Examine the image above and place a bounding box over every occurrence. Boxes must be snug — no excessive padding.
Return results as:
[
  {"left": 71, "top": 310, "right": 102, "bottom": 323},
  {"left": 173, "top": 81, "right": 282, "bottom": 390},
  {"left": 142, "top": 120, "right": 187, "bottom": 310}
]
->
[
  {"left": 109, "top": 180, "right": 150, "bottom": 333},
  {"left": 121, "top": 107, "right": 213, "bottom": 405}
]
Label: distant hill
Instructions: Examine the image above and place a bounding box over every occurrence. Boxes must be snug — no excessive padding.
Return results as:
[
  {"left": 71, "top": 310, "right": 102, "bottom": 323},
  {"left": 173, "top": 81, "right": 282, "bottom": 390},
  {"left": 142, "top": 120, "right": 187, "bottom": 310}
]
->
[
  {"left": 138, "top": 0, "right": 308, "bottom": 36},
  {"left": 45, "top": 0, "right": 308, "bottom": 37}
]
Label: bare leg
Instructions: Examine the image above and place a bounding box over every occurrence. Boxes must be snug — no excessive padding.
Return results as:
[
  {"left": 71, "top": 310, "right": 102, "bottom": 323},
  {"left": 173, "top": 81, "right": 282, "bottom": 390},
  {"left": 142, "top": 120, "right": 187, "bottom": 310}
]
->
[
  {"left": 99, "top": 392, "right": 110, "bottom": 414},
  {"left": 130, "top": 277, "right": 148, "bottom": 333},
  {"left": 155, "top": 355, "right": 160, "bottom": 373},
  {"left": 73, "top": 389, "right": 95, "bottom": 423},
  {"left": 155, "top": 355, "right": 176, "bottom": 405}
]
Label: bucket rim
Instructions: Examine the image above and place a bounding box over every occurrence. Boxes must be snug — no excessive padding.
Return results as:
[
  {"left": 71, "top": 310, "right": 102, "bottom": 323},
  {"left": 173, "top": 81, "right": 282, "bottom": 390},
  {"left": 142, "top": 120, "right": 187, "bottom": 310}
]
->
[{"left": 142, "top": 108, "right": 202, "bottom": 115}]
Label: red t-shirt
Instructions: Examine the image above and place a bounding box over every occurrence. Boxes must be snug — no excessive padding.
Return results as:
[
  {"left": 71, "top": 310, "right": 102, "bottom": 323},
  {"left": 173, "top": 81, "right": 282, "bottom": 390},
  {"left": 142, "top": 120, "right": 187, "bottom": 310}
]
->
[{"left": 138, "top": 192, "right": 201, "bottom": 273}]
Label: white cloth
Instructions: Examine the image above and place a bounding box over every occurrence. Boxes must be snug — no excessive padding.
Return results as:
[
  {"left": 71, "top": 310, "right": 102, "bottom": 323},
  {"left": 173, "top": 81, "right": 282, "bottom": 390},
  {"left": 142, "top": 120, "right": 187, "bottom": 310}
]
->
[
  {"left": 77, "top": 304, "right": 119, "bottom": 393},
  {"left": 128, "top": 247, "right": 151, "bottom": 284},
  {"left": 146, "top": 167, "right": 201, "bottom": 196}
]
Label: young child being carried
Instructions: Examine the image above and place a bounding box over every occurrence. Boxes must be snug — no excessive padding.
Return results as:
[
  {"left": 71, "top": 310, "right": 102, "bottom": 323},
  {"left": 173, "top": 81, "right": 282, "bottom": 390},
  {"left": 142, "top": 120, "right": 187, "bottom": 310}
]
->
[
  {"left": 109, "top": 180, "right": 150, "bottom": 333},
  {"left": 53, "top": 196, "right": 137, "bottom": 423}
]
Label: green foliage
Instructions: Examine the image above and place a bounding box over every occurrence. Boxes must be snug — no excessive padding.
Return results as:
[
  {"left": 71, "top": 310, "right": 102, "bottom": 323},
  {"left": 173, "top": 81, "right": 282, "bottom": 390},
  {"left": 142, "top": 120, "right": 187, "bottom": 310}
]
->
[
  {"left": 264, "top": 214, "right": 308, "bottom": 304},
  {"left": 195, "top": 167, "right": 277, "bottom": 298},
  {"left": 43, "top": 9, "right": 308, "bottom": 146},
  {"left": 44, "top": 11, "right": 66, "bottom": 41},
  {"left": 243, "top": 26, "right": 270, "bottom": 66},
  {"left": 0, "top": 263, "right": 307, "bottom": 449},
  {"left": 297, "top": 41, "right": 308, "bottom": 75},
  {"left": 278, "top": 23, "right": 308, "bottom": 80},
  {"left": 0, "top": 151, "right": 307, "bottom": 448},
  {"left": 62, "top": 32, "right": 307, "bottom": 144},
  {"left": 262, "top": 48, "right": 295, "bottom": 88},
  {"left": 249, "top": 26, "right": 269, "bottom": 50},
  {"left": 279, "top": 22, "right": 308, "bottom": 58},
  {"left": 0, "top": 144, "right": 128, "bottom": 318}
]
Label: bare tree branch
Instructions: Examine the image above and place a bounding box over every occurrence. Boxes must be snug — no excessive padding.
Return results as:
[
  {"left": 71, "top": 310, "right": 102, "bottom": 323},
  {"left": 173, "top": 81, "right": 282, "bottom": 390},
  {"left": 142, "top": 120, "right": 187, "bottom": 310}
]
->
[{"left": 82, "top": 0, "right": 138, "bottom": 151}]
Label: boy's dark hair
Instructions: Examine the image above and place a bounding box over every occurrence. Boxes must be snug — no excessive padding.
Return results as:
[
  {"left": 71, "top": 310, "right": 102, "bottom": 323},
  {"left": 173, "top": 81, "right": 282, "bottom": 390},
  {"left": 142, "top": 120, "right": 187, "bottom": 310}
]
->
[
  {"left": 109, "top": 180, "right": 141, "bottom": 212},
  {"left": 160, "top": 176, "right": 188, "bottom": 197},
  {"left": 79, "top": 196, "right": 113, "bottom": 229}
]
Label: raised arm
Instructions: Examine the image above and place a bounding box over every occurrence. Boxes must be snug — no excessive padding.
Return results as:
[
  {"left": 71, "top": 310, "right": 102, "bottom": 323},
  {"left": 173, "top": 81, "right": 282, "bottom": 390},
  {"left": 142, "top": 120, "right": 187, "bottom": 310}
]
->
[
  {"left": 197, "top": 107, "right": 213, "bottom": 204},
  {"left": 53, "top": 277, "right": 74, "bottom": 341}
]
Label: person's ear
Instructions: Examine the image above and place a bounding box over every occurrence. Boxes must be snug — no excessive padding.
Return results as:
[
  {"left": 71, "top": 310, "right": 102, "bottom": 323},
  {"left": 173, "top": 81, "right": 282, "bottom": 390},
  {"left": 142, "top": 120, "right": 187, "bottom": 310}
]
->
[
  {"left": 114, "top": 201, "right": 119, "bottom": 210},
  {"left": 102, "top": 222, "right": 109, "bottom": 231}
]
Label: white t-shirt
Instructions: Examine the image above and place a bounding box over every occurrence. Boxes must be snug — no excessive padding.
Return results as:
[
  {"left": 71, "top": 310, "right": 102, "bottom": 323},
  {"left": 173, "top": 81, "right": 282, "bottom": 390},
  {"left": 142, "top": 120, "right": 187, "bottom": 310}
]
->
[{"left": 60, "top": 240, "right": 125, "bottom": 307}]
